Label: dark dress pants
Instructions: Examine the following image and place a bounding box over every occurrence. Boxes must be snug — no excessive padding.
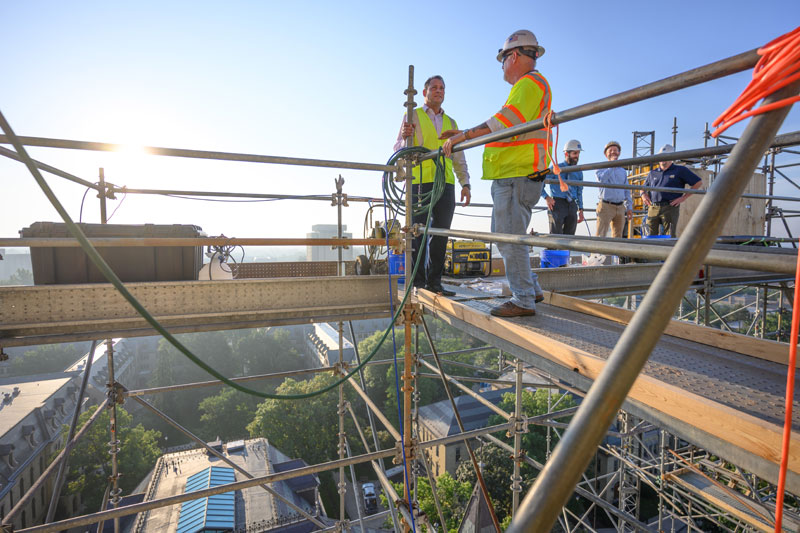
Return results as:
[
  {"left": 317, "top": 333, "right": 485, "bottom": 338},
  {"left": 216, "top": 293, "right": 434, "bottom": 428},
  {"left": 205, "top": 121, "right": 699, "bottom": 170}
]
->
[
  {"left": 411, "top": 182, "right": 455, "bottom": 288},
  {"left": 548, "top": 197, "right": 578, "bottom": 235}
]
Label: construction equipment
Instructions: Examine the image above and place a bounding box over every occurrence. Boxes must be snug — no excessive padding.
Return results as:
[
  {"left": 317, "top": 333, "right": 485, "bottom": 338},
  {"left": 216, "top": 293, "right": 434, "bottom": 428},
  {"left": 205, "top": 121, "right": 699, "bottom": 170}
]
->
[
  {"left": 444, "top": 239, "right": 492, "bottom": 277},
  {"left": 354, "top": 218, "right": 402, "bottom": 275}
]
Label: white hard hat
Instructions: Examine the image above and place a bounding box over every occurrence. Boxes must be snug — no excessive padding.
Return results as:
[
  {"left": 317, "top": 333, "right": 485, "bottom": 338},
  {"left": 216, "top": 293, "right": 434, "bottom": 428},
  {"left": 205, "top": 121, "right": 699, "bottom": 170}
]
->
[
  {"left": 496, "top": 30, "right": 545, "bottom": 62},
  {"left": 658, "top": 144, "right": 675, "bottom": 154},
  {"left": 563, "top": 139, "right": 583, "bottom": 152}
]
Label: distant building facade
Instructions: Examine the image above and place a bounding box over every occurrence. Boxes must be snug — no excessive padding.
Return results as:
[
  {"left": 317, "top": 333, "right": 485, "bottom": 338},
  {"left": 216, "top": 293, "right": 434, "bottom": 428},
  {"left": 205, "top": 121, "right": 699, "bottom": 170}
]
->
[
  {"left": 306, "top": 225, "right": 354, "bottom": 262},
  {"left": 0, "top": 372, "right": 83, "bottom": 530},
  {"left": 417, "top": 388, "right": 511, "bottom": 477},
  {"left": 306, "top": 323, "right": 356, "bottom": 367}
]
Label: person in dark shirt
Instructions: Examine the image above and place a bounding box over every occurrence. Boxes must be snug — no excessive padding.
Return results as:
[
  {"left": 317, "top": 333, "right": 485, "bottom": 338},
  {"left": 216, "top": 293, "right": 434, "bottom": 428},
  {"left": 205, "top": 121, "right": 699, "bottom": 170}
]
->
[{"left": 640, "top": 144, "right": 703, "bottom": 237}]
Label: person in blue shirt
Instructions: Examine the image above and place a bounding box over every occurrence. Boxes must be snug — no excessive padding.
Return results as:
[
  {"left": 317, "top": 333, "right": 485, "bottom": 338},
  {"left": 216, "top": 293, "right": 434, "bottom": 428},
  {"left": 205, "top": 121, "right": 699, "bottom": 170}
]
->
[
  {"left": 595, "top": 141, "right": 633, "bottom": 238},
  {"left": 542, "top": 139, "right": 584, "bottom": 235},
  {"left": 640, "top": 144, "right": 703, "bottom": 237}
]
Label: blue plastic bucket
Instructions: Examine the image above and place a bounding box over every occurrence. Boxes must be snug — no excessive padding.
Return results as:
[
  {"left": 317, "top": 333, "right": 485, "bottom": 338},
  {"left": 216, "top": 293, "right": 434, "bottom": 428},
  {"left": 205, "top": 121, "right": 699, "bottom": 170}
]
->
[
  {"left": 388, "top": 252, "right": 405, "bottom": 283},
  {"left": 541, "top": 249, "right": 569, "bottom": 268}
]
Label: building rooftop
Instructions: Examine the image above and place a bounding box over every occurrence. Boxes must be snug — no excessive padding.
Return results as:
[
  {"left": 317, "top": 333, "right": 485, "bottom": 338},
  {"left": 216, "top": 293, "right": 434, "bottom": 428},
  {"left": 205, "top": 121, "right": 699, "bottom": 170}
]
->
[
  {"left": 417, "top": 387, "right": 512, "bottom": 438},
  {"left": 0, "top": 372, "right": 77, "bottom": 436},
  {"left": 136, "top": 438, "right": 325, "bottom": 533}
]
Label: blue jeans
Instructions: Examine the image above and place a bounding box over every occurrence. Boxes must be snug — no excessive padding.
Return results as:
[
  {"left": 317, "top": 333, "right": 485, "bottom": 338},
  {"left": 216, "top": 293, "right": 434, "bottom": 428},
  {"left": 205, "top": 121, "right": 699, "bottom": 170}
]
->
[{"left": 491, "top": 177, "right": 543, "bottom": 309}]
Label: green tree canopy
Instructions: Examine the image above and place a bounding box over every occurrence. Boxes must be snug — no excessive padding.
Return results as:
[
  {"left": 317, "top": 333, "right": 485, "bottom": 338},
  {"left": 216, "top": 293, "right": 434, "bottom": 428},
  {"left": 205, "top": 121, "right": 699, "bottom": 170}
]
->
[
  {"left": 64, "top": 406, "right": 161, "bottom": 514},
  {"left": 8, "top": 343, "right": 85, "bottom": 377},
  {"left": 247, "top": 372, "right": 358, "bottom": 465}
]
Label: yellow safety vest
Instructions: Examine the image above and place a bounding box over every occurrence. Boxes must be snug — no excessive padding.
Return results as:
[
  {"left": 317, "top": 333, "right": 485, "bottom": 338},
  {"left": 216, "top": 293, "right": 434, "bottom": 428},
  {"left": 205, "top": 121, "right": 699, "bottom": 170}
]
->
[
  {"left": 482, "top": 72, "right": 552, "bottom": 180},
  {"left": 409, "top": 108, "right": 457, "bottom": 185}
]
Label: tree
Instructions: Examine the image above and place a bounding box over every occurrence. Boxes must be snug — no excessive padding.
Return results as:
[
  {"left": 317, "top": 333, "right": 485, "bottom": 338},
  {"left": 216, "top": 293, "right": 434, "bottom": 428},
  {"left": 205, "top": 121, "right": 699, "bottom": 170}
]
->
[
  {"left": 490, "top": 389, "right": 576, "bottom": 464},
  {"left": 454, "top": 444, "right": 530, "bottom": 523},
  {"left": 247, "top": 373, "right": 357, "bottom": 466},
  {"left": 8, "top": 343, "right": 84, "bottom": 377},
  {"left": 63, "top": 406, "right": 161, "bottom": 514},
  {"left": 386, "top": 473, "right": 471, "bottom": 533},
  {"left": 198, "top": 388, "right": 259, "bottom": 441},
  {"left": 0, "top": 268, "right": 33, "bottom": 286}
]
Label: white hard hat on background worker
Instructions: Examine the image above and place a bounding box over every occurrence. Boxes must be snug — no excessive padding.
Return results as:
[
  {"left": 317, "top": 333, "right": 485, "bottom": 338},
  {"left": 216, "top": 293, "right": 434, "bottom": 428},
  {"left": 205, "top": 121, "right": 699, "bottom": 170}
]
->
[
  {"left": 496, "top": 30, "right": 545, "bottom": 62},
  {"left": 563, "top": 139, "right": 583, "bottom": 152}
]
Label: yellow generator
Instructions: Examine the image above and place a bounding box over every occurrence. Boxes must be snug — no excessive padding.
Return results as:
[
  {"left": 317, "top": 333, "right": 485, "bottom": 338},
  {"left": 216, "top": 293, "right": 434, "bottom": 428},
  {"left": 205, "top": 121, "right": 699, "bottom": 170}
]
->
[{"left": 445, "top": 240, "right": 492, "bottom": 277}]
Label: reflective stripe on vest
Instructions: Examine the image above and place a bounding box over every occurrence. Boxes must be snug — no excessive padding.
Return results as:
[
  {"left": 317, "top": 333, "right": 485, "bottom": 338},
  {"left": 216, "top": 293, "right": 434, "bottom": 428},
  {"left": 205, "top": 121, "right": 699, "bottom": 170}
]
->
[
  {"left": 482, "top": 73, "right": 552, "bottom": 180},
  {"left": 412, "top": 108, "right": 456, "bottom": 185}
]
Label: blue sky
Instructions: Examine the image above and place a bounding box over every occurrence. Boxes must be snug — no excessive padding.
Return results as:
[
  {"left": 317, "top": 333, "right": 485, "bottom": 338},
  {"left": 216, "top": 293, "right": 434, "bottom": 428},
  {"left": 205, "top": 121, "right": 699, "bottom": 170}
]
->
[{"left": 2, "top": 1, "right": 799, "bottom": 245}]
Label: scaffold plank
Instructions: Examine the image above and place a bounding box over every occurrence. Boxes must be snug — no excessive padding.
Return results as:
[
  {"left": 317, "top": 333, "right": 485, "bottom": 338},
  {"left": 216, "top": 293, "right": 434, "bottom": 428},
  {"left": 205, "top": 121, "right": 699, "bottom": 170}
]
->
[
  {"left": 546, "top": 291, "right": 791, "bottom": 367},
  {"left": 415, "top": 289, "right": 800, "bottom": 494},
  {"left": 0, "top": 276, "right": 396, "bottom": 346},
  {"left": 666, "top": 470, "right": 800, "bottom": 532}
]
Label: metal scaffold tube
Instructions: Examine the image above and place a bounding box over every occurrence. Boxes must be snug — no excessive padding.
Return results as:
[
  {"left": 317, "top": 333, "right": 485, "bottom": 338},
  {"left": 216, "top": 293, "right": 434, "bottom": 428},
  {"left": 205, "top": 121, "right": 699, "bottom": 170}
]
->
[
  {"left": 548, "top": 130, "right": 800, "bottom": 176},
  {"left": 420, "top": 315, "right": 502, "bottom": 532},
  {"left": 428, "top": 227, "right": 796, "bottom": 274},
  {"left": 46, "top": 340, "right": 98, "bottom": 523},
  {"left": 420, "top": 49, "right": 760, "bottom": 161},
  {"left": 0, "top": 135, "right": 396, "bottom": 172},
  {"left": 506, "top": 76, "right": 800, "bottom": 533}
]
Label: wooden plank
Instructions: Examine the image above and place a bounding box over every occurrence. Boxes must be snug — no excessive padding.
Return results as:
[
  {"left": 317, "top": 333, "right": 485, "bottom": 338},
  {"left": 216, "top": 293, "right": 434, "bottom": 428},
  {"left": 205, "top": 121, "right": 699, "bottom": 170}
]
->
[
  {"left": 415, "top": 291, "right": 800, "bottom": 477},
  {"left": 544, "top": 291, "right": 793, "bottom": 367}
]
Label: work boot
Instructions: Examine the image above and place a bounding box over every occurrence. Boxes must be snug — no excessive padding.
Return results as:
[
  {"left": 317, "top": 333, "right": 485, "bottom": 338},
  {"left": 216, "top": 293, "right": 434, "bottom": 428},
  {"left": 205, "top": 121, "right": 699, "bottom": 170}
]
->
[
  {"left": 490, "top": 301, "right": 536, "bottom": 317},
  {"left": 426, "top": 284, "right": 456, "bottom": 297}
]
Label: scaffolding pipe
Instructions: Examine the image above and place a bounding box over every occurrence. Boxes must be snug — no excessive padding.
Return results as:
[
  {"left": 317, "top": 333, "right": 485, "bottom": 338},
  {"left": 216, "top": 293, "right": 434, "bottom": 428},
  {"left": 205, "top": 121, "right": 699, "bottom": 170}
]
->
[
  {"left": 337, "top": 321, "right": 347, "bottom": 526},
  {"left": 0, "top": 237, "right": 399, "bottom": 248},
  {"left": 1, "top": 398, "right": 109, "bottom": 527},
  {"left": 0, "top": 145, "right": 100, "bottom": 189},
  {"left": 45, "top": 340, "right": 98, "bottom": 523},
  {"left": 420, "top": 49, "right": 759, "bottom": 162},
  {"left": 125, "top": 365, "right": 336, "bottom": 397},
  {"left": 347, "top": 320, "right": 402, "bottom": 532},
  {"left": 347, "top": 379, "right": 402, "bottom": 441},
  {"left": 15, "top": 448, "right": 398, "bottom": 533},
  {"left": 344, "top": 439, "right": 367, "bottom": 533},
  {"left": 427, "top": 228, "right": 796, "bottom": 274},
  {"left": 417, "top": 358, "right": 509, "bottom": 419},
  {"left": 484, "top": 435, "right": 653, "bottom": 532},
  {"left": 543, "top": 176, "right": 800, "bottom": 203},
  {"left": 129, "top": 395, "right": 327, "bottom": 528},
  {"left": 545, "top": 130, "right": 800, "bottom": 175},
  {"left": 512, "top": 358, "right": 523, "bottom": 514},
  {"left": 346, "top": 402, "right": 401, "bottom": 532},
  {"left": 402, "top": 65, "right": 416, "bottom": 532},
  {"left": 0, "top": 135, "right": 397, "bottom": 173},
  {"left": 105, "top": 339, "right": 121, "bottom": 533},
  {"left": 506, "top": 74, "right": 799, "bottom": 533},
  {"left": 420, "top": 315, "right": 502, "bottom": 532}
]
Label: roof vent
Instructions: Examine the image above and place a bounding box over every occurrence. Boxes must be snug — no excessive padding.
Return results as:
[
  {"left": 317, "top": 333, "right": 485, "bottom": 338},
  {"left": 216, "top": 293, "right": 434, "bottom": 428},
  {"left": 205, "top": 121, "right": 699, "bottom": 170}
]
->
[{"left": 12, "top": 386, "right": 20, "bottom": 396}]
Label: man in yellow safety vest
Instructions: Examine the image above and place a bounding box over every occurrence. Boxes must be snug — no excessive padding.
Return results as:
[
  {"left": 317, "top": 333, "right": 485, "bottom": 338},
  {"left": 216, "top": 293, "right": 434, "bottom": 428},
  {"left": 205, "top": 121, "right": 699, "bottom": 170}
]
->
[
  {"left": 443, "top": 30, "right": 551, "bottom": 317},
  {"left": 394, "top": 75, "right": 471, "bottom": 295}
]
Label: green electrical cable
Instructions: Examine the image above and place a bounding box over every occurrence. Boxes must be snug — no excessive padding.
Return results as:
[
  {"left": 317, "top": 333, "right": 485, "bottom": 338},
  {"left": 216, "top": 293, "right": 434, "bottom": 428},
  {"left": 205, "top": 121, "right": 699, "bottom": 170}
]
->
[{"left": 1, "top": 109, "right": 446, "bottom": 400}]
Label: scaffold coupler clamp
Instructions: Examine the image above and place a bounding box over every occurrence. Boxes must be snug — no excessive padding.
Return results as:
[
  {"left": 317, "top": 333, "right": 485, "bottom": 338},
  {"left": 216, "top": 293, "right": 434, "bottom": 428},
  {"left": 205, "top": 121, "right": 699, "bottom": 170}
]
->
[
  {"left": 395, "top": 303, "right": 422, "bottom": 327},
  {"left": 98, "top": 182, "right": 118, "bottom": 200},
  {"left": 0, "top": 524, "right": 14, "bottom": 533},
  {"left": 107, "top": 382, "right": 125, "bottom": 406},
  {"left": 506, "top": 414, "right": 528, "bottom": 438},
  {"left": 410, "top": 223, "right": 424, "bottom": 237},
  {"left": 332, "top": 361, "right": 350, "bottom": 377},
  {"left": 394, "top": 159, "right": 408, "bottom": 181}
]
